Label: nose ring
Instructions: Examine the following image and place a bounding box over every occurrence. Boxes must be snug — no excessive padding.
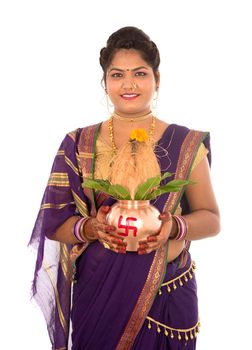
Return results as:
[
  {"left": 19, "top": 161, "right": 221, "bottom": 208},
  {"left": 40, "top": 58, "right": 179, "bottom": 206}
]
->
[{"left": 131, "top": 83, "right": 137, "bottom": 91}]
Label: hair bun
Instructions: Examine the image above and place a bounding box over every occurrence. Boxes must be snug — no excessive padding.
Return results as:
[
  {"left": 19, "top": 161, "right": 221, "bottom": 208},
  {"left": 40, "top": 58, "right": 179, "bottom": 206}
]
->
[{"left": 99, "top": 26, "right": 160, "bottom": 83}]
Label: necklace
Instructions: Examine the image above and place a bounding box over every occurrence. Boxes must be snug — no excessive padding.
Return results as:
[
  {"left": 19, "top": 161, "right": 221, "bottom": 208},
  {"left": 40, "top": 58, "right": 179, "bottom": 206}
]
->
[
  {"left": 108, "top": 115, "right": 156, "bottom": 155},
  {"left": 112, "top": 110, "right": 153, "bottom": 122}
]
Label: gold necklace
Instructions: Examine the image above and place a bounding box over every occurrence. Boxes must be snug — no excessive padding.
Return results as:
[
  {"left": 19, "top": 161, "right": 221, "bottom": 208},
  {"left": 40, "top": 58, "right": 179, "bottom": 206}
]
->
[
  {"left": 108, "top": 115, "right": 156, "bottom": 155},
  {"left": 112, "top": 110, "right": 153, "bottom": 122}
]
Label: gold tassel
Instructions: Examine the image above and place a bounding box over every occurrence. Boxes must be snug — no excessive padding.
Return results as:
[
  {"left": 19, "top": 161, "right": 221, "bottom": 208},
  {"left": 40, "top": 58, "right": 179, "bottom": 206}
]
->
[
  {"left": 179, "top": 278, "right": 183, "bottom": 286},
  {"left": 158, "top": 289, "right": 162, "bottom": 295},
  {"left": 146, "top": 315, "right": 200, "bottom": 342},
  {"left": 184, "top": 275, "right": 188, "bottom": 282},
  {"left": 173, "top": 282, "right": 177, "bottom": 290},
  {"left": 167, "top": 285, "right": 171, "bottom": 293},
  {"left": 189, "top": 272, "right": 193, "bottom": 279}
]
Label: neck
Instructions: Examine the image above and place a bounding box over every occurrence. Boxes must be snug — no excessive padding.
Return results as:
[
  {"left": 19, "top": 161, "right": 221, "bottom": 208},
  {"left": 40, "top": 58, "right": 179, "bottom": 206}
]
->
[{"left": 112, "top": 110, "right": 153, "bottom": 122}]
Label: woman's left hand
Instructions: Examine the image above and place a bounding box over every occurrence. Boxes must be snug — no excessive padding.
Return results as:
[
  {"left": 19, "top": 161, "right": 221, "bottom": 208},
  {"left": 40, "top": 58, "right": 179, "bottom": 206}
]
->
[{"left": 137, "top": 212, "right": 173, "bottom": 255}]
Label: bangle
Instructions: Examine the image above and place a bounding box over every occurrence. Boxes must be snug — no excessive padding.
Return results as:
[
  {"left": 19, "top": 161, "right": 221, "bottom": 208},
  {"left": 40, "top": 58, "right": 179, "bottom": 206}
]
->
[
  {"left": 80, "top": 217, "right": 96, "bottom": 242},
  {"left": 172, "top": 215, "right": 188, "bottom": 240},
  {"left": 73, "top": 217, "right": 90, "bottom": 243}
]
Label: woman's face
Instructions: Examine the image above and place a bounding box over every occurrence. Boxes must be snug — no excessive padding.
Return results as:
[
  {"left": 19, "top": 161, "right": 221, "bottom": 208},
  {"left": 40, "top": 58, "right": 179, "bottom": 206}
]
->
[{"left": 106, "top": 49, "right": 159, "bottom": 117}]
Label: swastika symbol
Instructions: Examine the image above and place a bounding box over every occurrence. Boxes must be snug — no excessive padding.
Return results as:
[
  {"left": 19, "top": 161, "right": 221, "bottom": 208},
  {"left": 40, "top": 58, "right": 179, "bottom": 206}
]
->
[{"left": 117, "top": 215, "right": 138, "bottom": 237}]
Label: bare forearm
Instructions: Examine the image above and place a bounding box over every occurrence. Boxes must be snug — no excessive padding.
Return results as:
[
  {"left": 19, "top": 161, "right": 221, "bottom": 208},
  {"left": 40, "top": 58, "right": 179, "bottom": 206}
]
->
[
  {"left": 182, "top": 209, "right": 220, "bottom": 241},
  {"left": 49, "top": 216, "right": 82, "bottom": 244}
]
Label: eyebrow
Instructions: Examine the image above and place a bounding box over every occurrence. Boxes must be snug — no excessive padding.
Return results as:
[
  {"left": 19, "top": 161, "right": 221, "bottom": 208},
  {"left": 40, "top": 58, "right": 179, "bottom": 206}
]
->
[{"left": 108, "top": 66, "right": 149, "bottom": 73}]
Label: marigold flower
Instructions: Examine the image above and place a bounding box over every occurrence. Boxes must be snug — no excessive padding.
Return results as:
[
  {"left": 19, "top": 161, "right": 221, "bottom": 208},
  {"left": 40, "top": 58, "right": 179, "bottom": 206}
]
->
[{"left": 130, "top": 128, "right": 148, "bottom": 142}]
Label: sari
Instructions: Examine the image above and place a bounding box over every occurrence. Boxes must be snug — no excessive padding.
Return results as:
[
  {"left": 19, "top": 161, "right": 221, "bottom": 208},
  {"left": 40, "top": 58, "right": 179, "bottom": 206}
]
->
[{"left": 29, "top": 123, "right": 210, "bottom": 349}]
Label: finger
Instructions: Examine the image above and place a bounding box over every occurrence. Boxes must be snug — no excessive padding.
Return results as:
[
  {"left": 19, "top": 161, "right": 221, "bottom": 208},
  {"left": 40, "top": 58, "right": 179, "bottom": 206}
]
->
[
  {"left": 110, "top": 245, "right": 127, "bottom": 254},
  {"left": 99, "top": 232, "right": 127, "bottom": 248},
  {"left": 138, "top": 242, "right": 159, "bottom": 252},
  {"left": 159, "top": 212, "right": 172, "bottom": 222},
  {"left": 147, "top": 235, "right": 158, "bottom": 243},
  {"left": 158, "top": 212, "right": 172, "bottom": 223},
  {"left": 138, "top": 248, "right": 147, "bottom": 255},
  {"left": 97, "top": 205, "right": 111, "bottom": 223},
  {"left": 111, "top": 238, "right": 127, "bottom": 247},
  {"left": 101, "top": 238, "right": 127, "bottom": 254},
  {"left": 104, "top": 224, "right": 117, "bottom": 233}
]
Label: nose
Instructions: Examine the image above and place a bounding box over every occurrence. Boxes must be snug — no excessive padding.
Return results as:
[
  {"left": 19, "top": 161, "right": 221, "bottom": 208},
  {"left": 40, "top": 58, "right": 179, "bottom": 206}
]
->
[{"left": 121, "top": 76, "right": 137, "bottom": 91}]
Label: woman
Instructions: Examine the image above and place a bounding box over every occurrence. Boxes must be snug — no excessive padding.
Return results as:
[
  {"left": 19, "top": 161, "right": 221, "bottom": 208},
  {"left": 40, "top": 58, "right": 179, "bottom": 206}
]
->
[{"left": 29, "top": 27, "right": 220, "bottom": 350}]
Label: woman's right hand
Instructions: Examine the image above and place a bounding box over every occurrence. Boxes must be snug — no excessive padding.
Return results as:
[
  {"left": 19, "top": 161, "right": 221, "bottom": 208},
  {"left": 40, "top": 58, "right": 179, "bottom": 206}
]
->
[{"left": 84, "top": 206, "right": 127, "bottom": 254}]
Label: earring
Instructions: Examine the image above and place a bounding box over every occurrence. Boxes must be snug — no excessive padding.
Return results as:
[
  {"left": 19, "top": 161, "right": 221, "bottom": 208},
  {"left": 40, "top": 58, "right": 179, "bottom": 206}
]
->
[
  {"left": 105, "top": 93, "right": 114, "bottom": 115},
  {"left": 152, "top": 89, "right": 159, "bottom": 110}
]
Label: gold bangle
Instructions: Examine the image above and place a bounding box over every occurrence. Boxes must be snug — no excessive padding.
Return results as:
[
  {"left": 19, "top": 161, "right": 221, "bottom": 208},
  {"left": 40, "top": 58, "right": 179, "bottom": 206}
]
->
[{"left": 80, "top": 217, "right": 96, "bottom": 243}]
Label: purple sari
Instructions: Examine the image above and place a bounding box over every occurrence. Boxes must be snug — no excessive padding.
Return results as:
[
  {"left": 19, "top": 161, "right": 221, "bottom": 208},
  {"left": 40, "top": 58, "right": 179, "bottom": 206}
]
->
[{"left": 29, "top": 123, "right": 210, "bottom": 350}]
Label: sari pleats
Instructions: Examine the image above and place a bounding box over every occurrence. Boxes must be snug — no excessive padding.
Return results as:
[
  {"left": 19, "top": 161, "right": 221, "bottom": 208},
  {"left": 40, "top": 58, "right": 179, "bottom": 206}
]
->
[{"left": 71, "top": 241, "right": 155, "bottom": 350}]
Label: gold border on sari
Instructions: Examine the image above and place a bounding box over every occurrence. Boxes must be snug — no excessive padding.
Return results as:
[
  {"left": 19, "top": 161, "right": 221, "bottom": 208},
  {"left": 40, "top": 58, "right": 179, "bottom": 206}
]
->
[
  {"left": 48, "top": 172, "right": 70, "bottom": 187},
  {"left": 116, "top": 129, "right": 208, "bottom": 350},
  {"left": 116, "top": 243, "right": 168, "bottom": 350},
  {"left": 43, "top": 262, "right": 69, "bottom": 337}
]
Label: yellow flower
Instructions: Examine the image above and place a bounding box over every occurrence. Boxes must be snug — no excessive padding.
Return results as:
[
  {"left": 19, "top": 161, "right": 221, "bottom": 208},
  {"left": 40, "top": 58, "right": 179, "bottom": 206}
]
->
[{"left": 130, "top": 129, "right": 148, "bottom": 142}]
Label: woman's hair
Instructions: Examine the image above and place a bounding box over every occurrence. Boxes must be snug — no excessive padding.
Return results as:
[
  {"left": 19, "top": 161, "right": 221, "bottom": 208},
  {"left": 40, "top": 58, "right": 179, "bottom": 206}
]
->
[{"left": 100, "top": 26, "right": 160, "bottom": 84}]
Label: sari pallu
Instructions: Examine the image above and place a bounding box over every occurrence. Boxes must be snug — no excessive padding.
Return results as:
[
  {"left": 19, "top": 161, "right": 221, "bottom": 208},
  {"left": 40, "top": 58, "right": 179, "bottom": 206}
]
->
[{"left": 29, "top": 122, "right": 210, "bottom": 350}]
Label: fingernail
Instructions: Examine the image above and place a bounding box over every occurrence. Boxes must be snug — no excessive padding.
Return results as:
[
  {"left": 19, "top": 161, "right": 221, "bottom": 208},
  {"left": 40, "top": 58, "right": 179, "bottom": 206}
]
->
[
  {"left": 138, "top": 249, "right": 146, "bottom": 255},
  {"left": 147, "top": 236, "right": 157, "bottom": 242}
]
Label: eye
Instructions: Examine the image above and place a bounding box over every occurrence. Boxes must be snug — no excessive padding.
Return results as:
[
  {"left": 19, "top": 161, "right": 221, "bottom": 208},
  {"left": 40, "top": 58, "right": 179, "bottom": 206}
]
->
[
  {"left": 111, "top": 72, "right": 123, "bottom": 78},
  {"left": 135, "top": 71, "right": 147, "bottom": 77}
]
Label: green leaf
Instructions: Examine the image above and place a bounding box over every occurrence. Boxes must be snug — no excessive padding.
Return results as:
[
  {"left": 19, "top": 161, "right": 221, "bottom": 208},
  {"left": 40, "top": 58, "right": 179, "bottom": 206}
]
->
[
  {"left": 134, "top": 175, "right": 161, "bottom": 200},
  {"left": 107, "top": 184, "right": 131, "bottom": 200},
  {"left": 166, "top": 179, "right": 192, "bottom": 187},
  {"left": 160, "top": 172, "right": 173, "bottom": 181},
  {"left": 146, "top": 179, "right": 191, "bottom": 200},
  {"left": 82, "top": 178, "right": 110, "bottom": 192},
  {"left": 82, "top": 178, "right": 130, "bottom": 200}
]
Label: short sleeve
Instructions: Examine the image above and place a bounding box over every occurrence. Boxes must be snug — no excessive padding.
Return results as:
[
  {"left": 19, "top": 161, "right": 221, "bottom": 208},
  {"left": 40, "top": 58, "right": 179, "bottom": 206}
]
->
[{"left": 191, "top": 143, "right": 209, "bottom": 172}]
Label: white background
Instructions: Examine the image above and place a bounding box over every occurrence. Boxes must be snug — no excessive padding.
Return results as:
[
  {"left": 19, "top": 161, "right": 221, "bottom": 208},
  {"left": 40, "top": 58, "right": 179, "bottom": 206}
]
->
[{"left": 0, "top": 1, "right": 251, "bottom": 349}]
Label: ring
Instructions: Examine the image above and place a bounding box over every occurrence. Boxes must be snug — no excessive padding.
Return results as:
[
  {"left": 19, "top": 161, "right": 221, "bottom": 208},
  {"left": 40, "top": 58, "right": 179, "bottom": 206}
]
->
[{"left": 103, "top": 242, "right": 110, "bottom": 249}]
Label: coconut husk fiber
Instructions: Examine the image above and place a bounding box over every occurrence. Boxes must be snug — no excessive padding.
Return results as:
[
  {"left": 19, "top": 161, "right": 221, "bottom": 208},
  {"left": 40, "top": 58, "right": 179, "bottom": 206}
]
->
[{"left": 110, "top": 139, "right": 160, "bottom": 199}]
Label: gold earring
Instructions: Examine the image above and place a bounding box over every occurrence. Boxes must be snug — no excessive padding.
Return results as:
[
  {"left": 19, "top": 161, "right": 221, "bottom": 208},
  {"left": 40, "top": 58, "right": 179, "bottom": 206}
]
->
[
  {"left": 152, "top": 89, "right": 159, "bottom": 110},
  {"left": 105, "top": 94, "right": 114, "bottom": 115}
]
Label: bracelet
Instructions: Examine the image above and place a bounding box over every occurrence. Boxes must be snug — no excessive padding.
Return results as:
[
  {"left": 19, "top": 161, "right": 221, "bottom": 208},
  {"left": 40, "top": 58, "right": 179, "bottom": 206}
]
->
[
  {"left": 80, "top": 217, "right": 96, "bottom": 242},
  {"left": 73, "top": 217, "right": 90, "bottom": 243},
  {"left": 172, "top": 215, "right": 188, "bottom": 240}
]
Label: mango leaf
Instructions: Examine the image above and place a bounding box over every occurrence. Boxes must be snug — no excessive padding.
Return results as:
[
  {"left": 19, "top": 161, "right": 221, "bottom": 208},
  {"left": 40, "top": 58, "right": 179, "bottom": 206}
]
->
[
  {"left": 160, "top": 172, "right": 173, "bottom": 181},
  {"left": 134, "top": 175, "right": 161, "bottom": 200},
  {"left": 82, "top": 178, "right": 130, "bottom": 200},
  {"left": 147, "top": 179, "right": 191, "bottom": 200},
  {"left": 107, "top": 184, "right": 131, "bottom": 200},
  {"left": 166, "top": 179, "right": 192, "bottom": 187},
  {"left": 134, "top": 172, "right": 175, "bottom": 200},
  {"left": 82, "top": 178, "right": 110, "bottom": 192}
]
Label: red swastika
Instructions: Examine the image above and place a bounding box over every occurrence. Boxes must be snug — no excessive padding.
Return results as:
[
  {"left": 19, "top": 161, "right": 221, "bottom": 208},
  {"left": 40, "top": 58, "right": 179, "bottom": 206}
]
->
[{"left": 117, "top": 215, "right": 138, "bottom": 237}]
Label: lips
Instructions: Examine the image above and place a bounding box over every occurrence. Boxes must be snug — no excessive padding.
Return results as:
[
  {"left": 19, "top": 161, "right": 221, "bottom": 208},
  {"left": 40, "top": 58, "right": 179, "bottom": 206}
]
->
[{"left": 120, "top": 93, "right": 139, "bottom": 100}]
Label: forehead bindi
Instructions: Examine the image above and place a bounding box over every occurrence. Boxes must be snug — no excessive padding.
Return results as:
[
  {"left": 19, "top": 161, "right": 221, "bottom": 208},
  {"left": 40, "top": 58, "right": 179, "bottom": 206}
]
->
[{"left": 109, "top": 49, "right": 151, "bottom": 71}]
